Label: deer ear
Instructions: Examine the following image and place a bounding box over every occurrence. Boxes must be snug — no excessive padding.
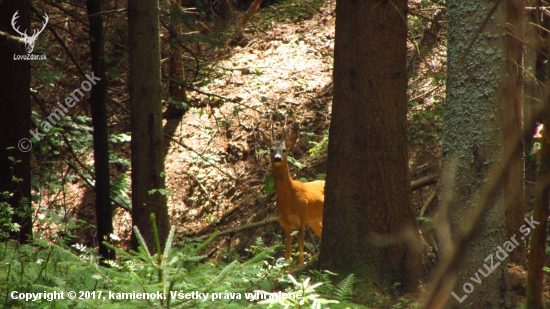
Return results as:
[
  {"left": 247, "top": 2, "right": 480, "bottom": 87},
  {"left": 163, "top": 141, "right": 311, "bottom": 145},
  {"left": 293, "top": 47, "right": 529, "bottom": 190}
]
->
[
  {"left": 261, "top": 131, "right": 272, "bottom": 147},
  {"left": 285, "top": 131, "right": 297, "bottom": 149}
]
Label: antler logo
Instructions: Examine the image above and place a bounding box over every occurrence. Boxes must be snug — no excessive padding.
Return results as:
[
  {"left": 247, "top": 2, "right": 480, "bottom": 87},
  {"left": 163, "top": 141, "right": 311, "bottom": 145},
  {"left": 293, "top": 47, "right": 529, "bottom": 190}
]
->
[{"left": 11, "top": 11, "right": 48, "bottom": 54}]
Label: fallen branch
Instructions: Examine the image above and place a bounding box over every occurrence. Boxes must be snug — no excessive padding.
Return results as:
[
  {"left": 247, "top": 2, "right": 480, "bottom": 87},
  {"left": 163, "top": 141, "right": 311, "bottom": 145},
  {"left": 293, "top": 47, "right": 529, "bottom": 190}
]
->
[
  {"left": 411, "top": 174, "right": 437, "bottom": 191},
  {"left": 187, "top": 191, "right": 275, "bottom": 238},
  {"left": 194, "top": 175, "right": 436, "bottom": 241},
  {"left": 195, "top": 217, "right": 279, "bottom": 240}
]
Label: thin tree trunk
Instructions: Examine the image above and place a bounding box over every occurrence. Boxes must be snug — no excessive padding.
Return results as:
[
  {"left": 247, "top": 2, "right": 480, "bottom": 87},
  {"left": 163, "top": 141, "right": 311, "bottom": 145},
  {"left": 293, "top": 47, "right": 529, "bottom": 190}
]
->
[
  {"left": 163, "top": 1, "right": 188, "bottom": 158},
  {"left": 504, "top": 0, "right": 526, "bottom": 266},
  {"left": 86, "top": 0, "right": 114, "bottom": 261},
  {"left": 525, "top": 121, "right": 550, "bottom": 309},
  {"left": 525, "top": 6, "right": 550, "bottom": 303}
]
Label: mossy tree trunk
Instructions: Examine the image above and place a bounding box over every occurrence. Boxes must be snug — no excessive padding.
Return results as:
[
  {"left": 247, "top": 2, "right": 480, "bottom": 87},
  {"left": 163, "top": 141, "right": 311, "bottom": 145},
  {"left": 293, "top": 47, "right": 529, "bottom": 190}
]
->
[
  {"left": 319, "top": 0, "right": 422, "bottom": 294},
  {"left": 443, "top": 1, "right": 510, "bottom": 307}
]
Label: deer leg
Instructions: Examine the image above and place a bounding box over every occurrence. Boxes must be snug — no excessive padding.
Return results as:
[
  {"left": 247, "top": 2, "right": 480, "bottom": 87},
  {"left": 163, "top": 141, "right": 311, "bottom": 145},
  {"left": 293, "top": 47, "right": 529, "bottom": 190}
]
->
[
  {"left": 233, "top": 0, "right": 264, "bottom": 40},
  {"left": 284, "top": 228, "right": 292, "bottom": 263},
  {"left": 298, "top": 224, "right": 305, "bottom": 265}
]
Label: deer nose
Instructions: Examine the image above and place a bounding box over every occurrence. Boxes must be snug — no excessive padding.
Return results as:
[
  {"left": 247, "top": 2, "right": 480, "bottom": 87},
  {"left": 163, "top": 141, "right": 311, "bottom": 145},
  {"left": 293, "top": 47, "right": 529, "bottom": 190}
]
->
[{"left": 273, "top": 155, "right": 282, "bottom": 162}]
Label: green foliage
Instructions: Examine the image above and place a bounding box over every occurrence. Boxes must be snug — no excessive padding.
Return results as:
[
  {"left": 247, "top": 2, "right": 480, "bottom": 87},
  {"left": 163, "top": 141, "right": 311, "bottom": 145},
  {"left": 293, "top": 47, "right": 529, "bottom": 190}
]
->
[
  {"left": 298, "top": 174, "right": 325, "bottom": 183},
  {"left": 287, "top": 156, "right": 303, "bottom": 169},
  {"left": 264, "top": 172, "right": 275, "bottom": 194},
  {"left": 0, "top": 193, "right": 16, "bottom": 240},
  {"left": 391, "top": 298, "right": 421, "bottom": 309},
  {"left": 526, "top": 141, "right": 540, "bottom": 168},
  {"left": 1, "top": 225, "right": 286, "bottom": 309},
  {"left": 256, "top": 274, "right": 339, "bottom": 309},
  {"left": 0, "top": 154, "right": 32, "bottom": 241},
  {"left": 408, "top": 101, "right": 444, "bottom": 144},
  {"left": 1, "top": 206, "right": 369, "bottom": 309},
  {"left": 305, "top": 270, "right": 354, "bottom": 302},
  {"left": 166, "top": 96, "right": 189, "bottom": 113},
  {"left": 308, "top": 131, "right": 329, "bottom": 157},
  {"left": 110, "top": 172, "right": 131, "bottom": 209}
]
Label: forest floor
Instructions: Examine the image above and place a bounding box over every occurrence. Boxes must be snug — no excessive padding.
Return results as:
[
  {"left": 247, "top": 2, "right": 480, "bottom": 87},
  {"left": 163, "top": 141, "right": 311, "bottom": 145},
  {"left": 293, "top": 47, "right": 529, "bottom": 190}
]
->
[{"left": 64, "top": 0, "right": 545, "bottom": 306}]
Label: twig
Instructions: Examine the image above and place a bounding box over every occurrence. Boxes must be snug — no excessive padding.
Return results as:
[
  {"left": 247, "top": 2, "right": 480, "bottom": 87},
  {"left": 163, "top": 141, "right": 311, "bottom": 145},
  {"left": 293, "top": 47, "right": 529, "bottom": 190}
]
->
[
  {"left": 31, "top": 5, "right": 87, "bottom": 78},
  {"left": 430, "top": 0, "right": 446, "bottom": 6},
  {"left": 187, "top": 172, "right": 211, "bottom": 200},
  {"left": 407, "top": 9, "right": 446, "bottom": 30},
  {"left": 410, "top": 86, "right": 440, "bottom": 102},
  {"left": 420, "top": 191, "right": 437, "bottom": 218}
]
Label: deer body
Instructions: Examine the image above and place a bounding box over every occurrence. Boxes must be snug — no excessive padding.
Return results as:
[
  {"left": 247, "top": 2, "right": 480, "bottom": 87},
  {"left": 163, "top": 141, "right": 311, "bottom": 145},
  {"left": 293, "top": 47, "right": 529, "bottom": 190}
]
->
[{"left": 262, "top": 131, "right": 324, "bottom": 265}]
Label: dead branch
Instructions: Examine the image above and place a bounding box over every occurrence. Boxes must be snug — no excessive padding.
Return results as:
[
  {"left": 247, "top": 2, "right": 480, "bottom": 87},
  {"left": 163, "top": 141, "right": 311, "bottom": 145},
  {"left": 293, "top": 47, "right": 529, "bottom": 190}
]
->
[
  {"left": 195, "top": 217, "right": 279, "bottom": 240},
  {"left": 411, "top": 174, "right": 438, "bottom": 191}
]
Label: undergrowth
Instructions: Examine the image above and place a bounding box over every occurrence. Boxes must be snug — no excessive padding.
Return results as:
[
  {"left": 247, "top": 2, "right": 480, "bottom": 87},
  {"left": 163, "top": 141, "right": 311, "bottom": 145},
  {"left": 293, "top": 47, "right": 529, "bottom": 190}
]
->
[{"left": 0, "top": 216, "right": 361, "bottom": 309}]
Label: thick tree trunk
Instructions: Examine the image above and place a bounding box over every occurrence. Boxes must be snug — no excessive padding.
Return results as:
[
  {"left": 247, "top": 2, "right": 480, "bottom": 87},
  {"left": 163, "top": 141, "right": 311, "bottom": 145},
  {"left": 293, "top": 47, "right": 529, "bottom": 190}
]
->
[
  {"left": 319, "top": 0, "right": 421, "bottom": 294},
  {"left": 128, "top": 0, "right": 170, "bottom": 252},
  {"left": 443, "top": 1, "right": 509, "bottom": 307},
  {"left": 0, "top": 1, "right": 32, "bottom": 243},
  {"left": 86, "top": 0, "right": 115, "bottom": 261}
]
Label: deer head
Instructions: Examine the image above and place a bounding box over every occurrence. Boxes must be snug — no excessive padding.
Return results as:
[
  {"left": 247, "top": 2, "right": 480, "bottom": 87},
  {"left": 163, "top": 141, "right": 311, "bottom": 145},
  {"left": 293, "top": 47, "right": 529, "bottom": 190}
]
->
[{"left": 11, "top": 11, "right": 49, "bottom": 54}]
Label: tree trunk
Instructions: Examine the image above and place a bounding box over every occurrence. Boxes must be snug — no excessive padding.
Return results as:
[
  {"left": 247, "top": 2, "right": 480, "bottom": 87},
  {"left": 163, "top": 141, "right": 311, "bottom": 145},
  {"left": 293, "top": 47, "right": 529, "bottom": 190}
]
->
[
  {"left": 319, "top": 0, "right": 422, "bottom": 294},
  {"left": 504, "top": 0, "right": 525, "bottom": 267},
  {"left": 86, "top": 0, "right": 115, "bottom": 261},
  {"left": 443, "top": 1, "right": 509, "bottom": 307},
  {"left": 525, "top": 122, "right": 550, "bottom": 309},
  {"left": 0, "top": 0, "right": 32, "bottom": 243},
  {"left": 163, "top": 1, "right": 188, "bottom": 158},
  {"left": 128, "top": 0, "right": 170, "bottom": 252}
]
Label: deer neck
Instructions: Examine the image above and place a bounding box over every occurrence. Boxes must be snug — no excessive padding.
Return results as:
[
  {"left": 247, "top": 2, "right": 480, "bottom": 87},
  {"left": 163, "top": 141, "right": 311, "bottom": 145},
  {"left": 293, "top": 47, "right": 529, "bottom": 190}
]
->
[{"left": 271, "top": 160, "right": 294, "bottom": 193}]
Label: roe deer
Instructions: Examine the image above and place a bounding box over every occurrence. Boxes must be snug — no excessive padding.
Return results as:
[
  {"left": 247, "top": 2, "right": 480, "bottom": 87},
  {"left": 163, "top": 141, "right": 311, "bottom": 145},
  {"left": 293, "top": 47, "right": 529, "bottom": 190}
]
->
[{"left": 261, "top": 130, "right": 324, "bottom": 266}]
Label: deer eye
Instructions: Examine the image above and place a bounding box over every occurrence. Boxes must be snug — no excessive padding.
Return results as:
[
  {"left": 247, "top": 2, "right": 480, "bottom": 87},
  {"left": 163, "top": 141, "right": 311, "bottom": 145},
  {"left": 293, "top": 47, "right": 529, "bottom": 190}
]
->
[
  {"left": 282, "top": 149, "right": 286, "bottom": 153},
  {"left": 270, "top": 149, "right": 274, "bottom": 153}
]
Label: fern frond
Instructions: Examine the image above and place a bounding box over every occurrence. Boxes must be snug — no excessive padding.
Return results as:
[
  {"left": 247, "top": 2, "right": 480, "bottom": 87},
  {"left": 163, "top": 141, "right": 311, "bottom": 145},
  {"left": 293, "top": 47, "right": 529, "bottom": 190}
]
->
[{"left": 333, "top": 273, "right": 354, "bottom": 301}]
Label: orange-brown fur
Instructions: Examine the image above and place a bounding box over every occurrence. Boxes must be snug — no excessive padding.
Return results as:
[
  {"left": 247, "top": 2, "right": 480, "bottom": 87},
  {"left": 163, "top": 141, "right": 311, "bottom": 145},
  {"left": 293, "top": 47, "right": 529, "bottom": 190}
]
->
[{"left": 262, "top": 130, "right": 324, "bottom": 266}]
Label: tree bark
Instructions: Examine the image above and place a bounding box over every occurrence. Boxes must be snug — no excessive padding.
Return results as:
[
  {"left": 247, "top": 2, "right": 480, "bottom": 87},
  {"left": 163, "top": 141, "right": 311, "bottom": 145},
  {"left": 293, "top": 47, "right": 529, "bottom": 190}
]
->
[
  {"left": 128, "top": 0, "right": 170, "bottom": 252},
  {"left": 0, "top": 0, "right": 32, "bottom": 243},
  {"left": 86, "top": 0, "right": 115, "bottom": 261},
  {"left": 163, "top": 1, "right": 188, "bottom": 158},
  {"left": 319, "top": 0, "right": 421, "bottom": 294},
  {"left": 442, "top": 1, "right": 509, "bottom": 307},
  {"left": 525, "top": 122, "right": 550, "bottom": 309}
]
